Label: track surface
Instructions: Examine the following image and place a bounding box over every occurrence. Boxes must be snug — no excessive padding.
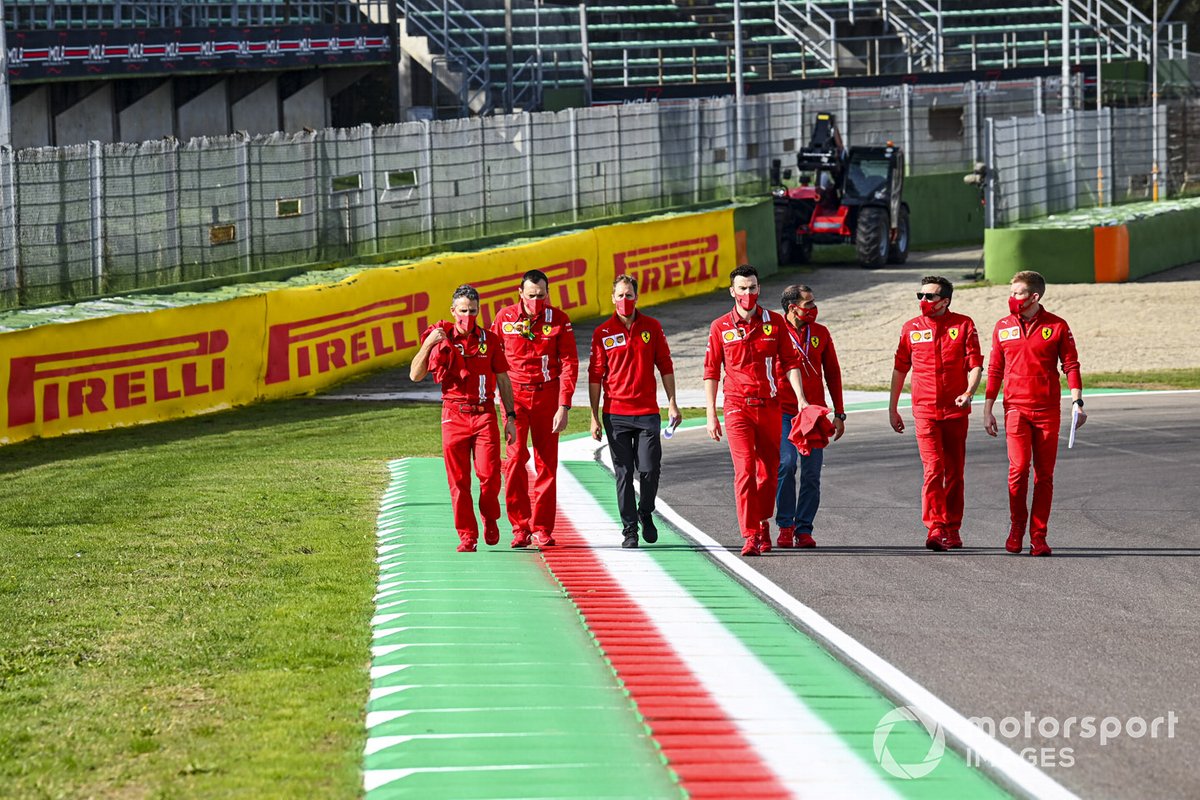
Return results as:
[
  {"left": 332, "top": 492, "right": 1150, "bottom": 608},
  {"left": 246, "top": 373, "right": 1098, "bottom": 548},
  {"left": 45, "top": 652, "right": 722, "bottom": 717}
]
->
[{"left": 657, "top": 391, "right": 1200, "bottom": 799}]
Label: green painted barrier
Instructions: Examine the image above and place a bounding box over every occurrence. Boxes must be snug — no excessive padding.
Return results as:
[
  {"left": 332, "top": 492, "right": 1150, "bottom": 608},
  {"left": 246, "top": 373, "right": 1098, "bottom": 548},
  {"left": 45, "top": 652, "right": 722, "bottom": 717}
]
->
[
  {"left": 734, "top": 200, "right": 779, "bottom": 274},
  {"left": 983, "top": 227, "right": 1094, "bottom": 284},
  {"left": 905, "top": 172, "right": 986, "bottom": 248}
]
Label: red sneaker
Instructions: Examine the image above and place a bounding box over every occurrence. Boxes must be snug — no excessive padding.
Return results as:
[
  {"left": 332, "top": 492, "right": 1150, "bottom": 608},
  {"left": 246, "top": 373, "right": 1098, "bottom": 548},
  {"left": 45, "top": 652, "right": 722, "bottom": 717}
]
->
[
  {"left": 511, "top": 529, "right": 532, "bottom": 548},
  {"left": 943, "top": 530, "right": 963, "bottom": 549},
  {"left": 1029, "top": 535, "right": 1052, "bottom": 557},
  {"left": 757, "top": 521, "right": 772, "bottom": 553},
  {"left": 741, "top": 536, "right": 761, "bottom": 557},
  {"left": 483, "top": 519, "right": 500, "bottom": 547},
  {"left": 925, "top": 533, "right": 948, "bottom": 552},
  {"left": 457, "top": 535, "right": 478, "bottom": 553},
  {"left": 1005, "top": 529, "right": 1024, "bottom": 554},
  {"left": 795, "top": 533, "right": 817, "bottom": 548},
  {"left": 533, "top": 530, "right": 556, "bottom": 548},
  {"left": 776, "top": 526, "right": 795, "bottom": 549}
]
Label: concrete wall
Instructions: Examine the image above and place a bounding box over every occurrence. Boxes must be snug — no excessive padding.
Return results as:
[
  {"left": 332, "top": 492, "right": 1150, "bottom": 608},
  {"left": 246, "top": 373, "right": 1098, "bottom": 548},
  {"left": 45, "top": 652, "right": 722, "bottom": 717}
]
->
[
  {"left": 178, "top": 82, "right": 229, "bottom": 141},
  {"left": 11, "top": 87, "right": 52, "bottom": 148},
  {"left": 283, "top": 76, "right": 328, "bottom": 132},
  {"left": 118, "top": 81, "right": 175, "bottom": 145},
  {"left": 231, "top": 79, "right": 280, "bottom": 136},
  {"left": 55, "top": 84, "right": 115, "bottom": 145}
]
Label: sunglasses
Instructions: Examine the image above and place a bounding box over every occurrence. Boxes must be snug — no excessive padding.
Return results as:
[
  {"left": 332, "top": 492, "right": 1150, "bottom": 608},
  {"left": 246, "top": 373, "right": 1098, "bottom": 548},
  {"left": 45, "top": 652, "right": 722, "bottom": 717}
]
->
[{"left": 915, "top": 292, "right": 943, "bottom": 301}]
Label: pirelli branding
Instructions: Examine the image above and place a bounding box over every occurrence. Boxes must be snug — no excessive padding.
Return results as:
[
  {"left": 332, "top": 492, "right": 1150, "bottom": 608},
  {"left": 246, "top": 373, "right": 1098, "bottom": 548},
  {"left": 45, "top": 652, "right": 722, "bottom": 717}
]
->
[
  {"left": 472, "top": 259, "right": 590, "bottom": 328},
  {"left": 7, "top": 330, "right": 228, "bottom": 428},
  {"left": 613, "top": 235, "right": 720, "bottom": 293},
  {"left": 265, "top": 292, "right": 429, "bottom": 385}
]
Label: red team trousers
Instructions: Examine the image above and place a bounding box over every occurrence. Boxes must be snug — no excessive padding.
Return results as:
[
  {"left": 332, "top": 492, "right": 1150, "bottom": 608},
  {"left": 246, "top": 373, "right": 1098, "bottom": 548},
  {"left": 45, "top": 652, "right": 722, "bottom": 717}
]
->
[
  {"left": 914, "top": 416, "right": 968, "bottom": 535},
  {"left": 725, "top": 399, "right": 783, "bottom": 538},
  {"left": 1004, "top": 407, "right": 1061, "bottom": 537},
  {"left": 441, "top": 402, "right": 502, "bottom": 539},
  {"left": 503, "top": 379, "right": 561, "bottom": 536}
]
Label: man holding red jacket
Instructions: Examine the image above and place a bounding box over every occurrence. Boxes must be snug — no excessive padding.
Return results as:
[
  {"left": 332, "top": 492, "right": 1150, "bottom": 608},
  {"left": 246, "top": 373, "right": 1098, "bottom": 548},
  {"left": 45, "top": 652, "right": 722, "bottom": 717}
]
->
[
  {"left": 889, "top": 276, "right": 983, "bottom": 551},
  {"left": 704, "top": 264, "right": 808, "bottom": 557},
  {"left": 984, "top": 270, "right": 1086, "bottom": 557},
  {"left": 775, "top": 284, "right": 845, "bottom": 549},
  {"left": 492, "top": 269, "right": 579, "bottom": 549},
  {"left": 409, "top": 284, "right": 517, "bottom": 552},
  {"left": 588, "top": 274, "right": 682, "bottom": 548}
]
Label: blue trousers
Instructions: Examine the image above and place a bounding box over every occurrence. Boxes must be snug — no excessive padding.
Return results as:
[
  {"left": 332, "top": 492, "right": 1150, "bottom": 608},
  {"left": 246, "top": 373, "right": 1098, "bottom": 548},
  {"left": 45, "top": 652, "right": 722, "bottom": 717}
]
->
[{"left": 776, "top": 412, "right": 825, "bottom": 534}]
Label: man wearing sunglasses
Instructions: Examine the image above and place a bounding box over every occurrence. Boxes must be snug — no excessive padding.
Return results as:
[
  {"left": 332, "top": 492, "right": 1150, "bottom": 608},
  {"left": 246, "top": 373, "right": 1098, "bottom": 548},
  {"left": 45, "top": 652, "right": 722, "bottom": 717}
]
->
[{"left": 888, "top": 276, "right": 983, "bottom": 551}]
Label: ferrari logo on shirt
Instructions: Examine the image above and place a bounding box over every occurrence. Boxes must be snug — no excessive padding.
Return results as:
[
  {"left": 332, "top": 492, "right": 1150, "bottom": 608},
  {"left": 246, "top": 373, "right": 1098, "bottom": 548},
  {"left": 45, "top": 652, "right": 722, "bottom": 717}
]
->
[
  {"left": 602, "top": 333, "right": 628, "bottom": 350},
  {"left": 543, "top": 324, "right": 553, "bottom": 336},
  {"left": 641, "top": 330, "right": 651, "bottom": 344},
  {"left": 910, "top": 329, "right": 933, "bottom": 344},
  {"left": 763, "top": 324, "right": 773, "bottom": 335},
  {"left": 810, "top": 335, "right": 820, "bottom": 348},
  {"left": 998, "top": 326, "right": 1021, "bottom": 341},
  {"left": 949, "top": 327, "right": 959, "bottom": 340},
  {"left": 1042, "top": 326, "right": 1053, "bottom": 340},
  {"left": 479, "top": 342, "right": 488, "bottom": 354},
  {"left": 722, "top": 328, "right": 747, "bottom": 343}
]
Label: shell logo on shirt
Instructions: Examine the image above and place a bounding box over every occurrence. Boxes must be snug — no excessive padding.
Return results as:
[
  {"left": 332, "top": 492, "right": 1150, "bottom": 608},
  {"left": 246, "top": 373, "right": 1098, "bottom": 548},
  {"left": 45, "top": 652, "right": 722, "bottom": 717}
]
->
[
  {"left": 501, "top": 320, "right": 530, "bottom": 336},
  {"left": 641, "top": 330, "right": 651, "bottom": 344},
  {"left": 949, "top": 327, "right": 959, "bottom": 340},
  {"left": 1042, "top": 326, "right": 1053, "bottom": 340},
  {"left": 998, "top": 326, "right": 1021, "bottom": 341},
  {"left": 602, "top": 333, "right": 628, "bottom": 350},
  {"left": 910, "top": 329, "right": 933, "bottom": 344},
  {"left": 722, "top": 328, "right": 747, "bottom": 343}
]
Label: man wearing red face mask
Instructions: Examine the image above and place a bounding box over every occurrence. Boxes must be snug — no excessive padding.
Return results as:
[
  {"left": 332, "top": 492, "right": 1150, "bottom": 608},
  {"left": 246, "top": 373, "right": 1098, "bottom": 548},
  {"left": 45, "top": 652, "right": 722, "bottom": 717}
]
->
[
  {"left": 983, "top": 270, "right": 1086, "bottom": 557},
  {"left": 491, "top": 269, "right": 579, "bottom": 548},
  {"left": 704, "top": 264, "right": 807, "bottom": 557},
  {"left": 775, "top": 284, "right": 845, "bottom": 549},
  {"left": 889, "top": 275, "right": 983, "bottom": 551},
  {"left": 588, "top": 274, "right": 683, "bottom": 548},
  {"left": 410, "top": 284, "right": 518, "bottom": 552}
]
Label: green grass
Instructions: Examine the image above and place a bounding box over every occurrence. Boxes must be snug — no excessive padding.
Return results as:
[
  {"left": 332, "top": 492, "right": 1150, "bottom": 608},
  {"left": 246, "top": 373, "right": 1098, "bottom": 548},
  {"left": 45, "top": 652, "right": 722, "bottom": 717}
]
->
[
  {"left": 844, "top": 368, "right": 1200, "bottom": 395},
  {"left": 0, "top": 398, "right": 441, "bottom": 799}
]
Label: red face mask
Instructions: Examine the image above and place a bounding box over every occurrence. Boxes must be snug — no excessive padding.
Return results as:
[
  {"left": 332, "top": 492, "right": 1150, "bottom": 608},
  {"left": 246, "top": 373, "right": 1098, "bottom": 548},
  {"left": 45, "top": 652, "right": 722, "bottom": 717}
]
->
[
  {"left": 615, "top": 297, "right": 636, "bottom": 317},
  {"left": 453, "top": 312, "right": 477, "bottom": 333},
  {"left": 920, "top": 299, "right": 942, "bottom": 317},
  {"left": 794, "top": 305, "right": 818, "bottom": 324},
  {"left": 736, "top": 292, "right": 759, "bottom": 311},
  {"left": 1008, "top": 295, "right": 1033, "bottom": 316},
  {"left": 523, "top": 297, "right": 547, "bottom": 317}
]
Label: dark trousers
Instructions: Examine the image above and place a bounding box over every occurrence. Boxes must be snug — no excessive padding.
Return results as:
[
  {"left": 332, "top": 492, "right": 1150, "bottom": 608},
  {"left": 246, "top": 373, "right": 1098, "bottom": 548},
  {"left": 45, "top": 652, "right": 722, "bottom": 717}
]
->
[{"left": 602, "top": 413, "right": 663, "bottom": 529}]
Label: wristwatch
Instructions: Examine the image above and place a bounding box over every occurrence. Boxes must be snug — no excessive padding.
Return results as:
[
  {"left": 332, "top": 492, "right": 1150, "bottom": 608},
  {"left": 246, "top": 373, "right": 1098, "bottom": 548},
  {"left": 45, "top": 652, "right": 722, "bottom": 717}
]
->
[
  {"left": 1073, "top": 399, "right": 1084, "bottom": 408},
  {"left": 833, "top": 412, "right": 847, "bottom": 421}
]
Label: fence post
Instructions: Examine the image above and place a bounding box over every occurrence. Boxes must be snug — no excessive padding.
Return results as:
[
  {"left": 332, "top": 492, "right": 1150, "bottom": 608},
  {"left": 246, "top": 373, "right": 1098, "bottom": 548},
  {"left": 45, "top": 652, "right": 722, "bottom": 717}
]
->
[
  {"left": 692, "top": 98, "right": 701, "bottom": 204},
  {"left": 524, "top": 113, "right": 534, "bottom": 228},
  {"left": 89, "top": 140, "right": 105, "bottom": 295},
  {"left": 479, "top": 117, "right": 488, "bottom": 238},
  {"left": 0, "top": 146, "right": 17, "bottom": 305},
  {"left": 985, "top": 117, "right": 996, "bottom": 229},
  {"left": 727, "top": 99, "right": 736, "bottom": 201},
  {"left": 361, "top": 124, "right": 378, "bottom": 255},
  {"left": 615, "top": 106, "right": 625, "bottom": 214},
  {"left": 421, "top": 119, "right": 435, "bottom": 246},
  {"left": 568, "top": 107, "right": 580, "bottom": 222},
  {"left": 968, "top": 80, "right": 979, "bottom": 165},
  {"left": 236, "top": 133, "right": 252, "bottom": 272},
  {"left": 1067, "top": 109, "right": 1077, "bottom": 211},
  {"left": 901, "top": 83, "right": 912, "bottom": 173}
]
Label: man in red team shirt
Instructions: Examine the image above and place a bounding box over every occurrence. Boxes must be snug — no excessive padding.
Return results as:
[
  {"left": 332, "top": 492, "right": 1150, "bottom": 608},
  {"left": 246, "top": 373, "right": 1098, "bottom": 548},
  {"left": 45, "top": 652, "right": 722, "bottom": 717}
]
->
[
  {"left": 704, "top": 264, "right": 808, "bottom": 557},
  {"left": 983, "top": 270, "right": 1086, "bottom": 557},
  {"left": 491, "top": 269, "right": 579, "bottom": 549},
  {"left": 410, "top": 284, "right": 517, "bottom": 552},
  {"left": 889, "top": 276, "right": 983, "bottom": 551},
  {"left": 775, "top": 284, "right": 845, "bottom": 549},
  {"left": 588, "top": 274, "right": 683, "bottom": 548}
]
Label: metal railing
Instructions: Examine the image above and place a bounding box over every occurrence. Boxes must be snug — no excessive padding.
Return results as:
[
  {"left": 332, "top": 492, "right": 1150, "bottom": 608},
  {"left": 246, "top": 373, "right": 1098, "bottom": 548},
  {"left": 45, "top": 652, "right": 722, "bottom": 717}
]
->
[
  {"left": 776, "top": 0, "right": 839, "bottom": 73},
  {"left": 402, "top": 0, "right": 493, "bottom": 116}
]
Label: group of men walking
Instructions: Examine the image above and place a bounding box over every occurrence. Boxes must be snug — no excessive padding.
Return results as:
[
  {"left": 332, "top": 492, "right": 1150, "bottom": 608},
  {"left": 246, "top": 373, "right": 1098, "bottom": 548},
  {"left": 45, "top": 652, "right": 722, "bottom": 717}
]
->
[{"left": 411, "top": 264, "right": 1086, "bottom": 559}]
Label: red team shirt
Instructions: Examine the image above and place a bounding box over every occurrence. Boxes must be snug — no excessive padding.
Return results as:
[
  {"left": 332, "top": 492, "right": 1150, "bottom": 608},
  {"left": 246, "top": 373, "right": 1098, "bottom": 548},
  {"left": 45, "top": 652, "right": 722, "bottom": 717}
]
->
[
  {"left": 588, "top": 312, "right": 674, "bottom": 416},
  {"left": 491, "top": 304, "right": 579, "bottom": 406},
  {"left": 985, "top": 308, "right": 1082, "bottom": 410},
  {"left": 893, "top": 310, "right": 984, "bottom": 420},
  {"left": 778, "top": 320, "right": 844, "bottom": 416},
  {"left": 426, "top": 321, "right": 509, "bottom": 404},
  {"left": 703, "top": 307, "right": 801, "bottom": 401}
]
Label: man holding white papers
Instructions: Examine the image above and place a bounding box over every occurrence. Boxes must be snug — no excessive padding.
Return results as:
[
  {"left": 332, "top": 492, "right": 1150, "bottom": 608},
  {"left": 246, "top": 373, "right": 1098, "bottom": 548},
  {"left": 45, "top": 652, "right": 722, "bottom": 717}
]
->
[{"left": 983, "top": 271, "right": 1087, "bottom": 557}]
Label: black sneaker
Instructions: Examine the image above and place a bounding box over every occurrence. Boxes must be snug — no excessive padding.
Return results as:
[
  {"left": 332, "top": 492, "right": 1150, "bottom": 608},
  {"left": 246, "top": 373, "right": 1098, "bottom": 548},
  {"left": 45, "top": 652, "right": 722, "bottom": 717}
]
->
[
  {"left": 639, "top": 513, "right": 658, "bottom": 544},
  {"left": 621, "top": 526, "right": 639, "bottom": 548}
]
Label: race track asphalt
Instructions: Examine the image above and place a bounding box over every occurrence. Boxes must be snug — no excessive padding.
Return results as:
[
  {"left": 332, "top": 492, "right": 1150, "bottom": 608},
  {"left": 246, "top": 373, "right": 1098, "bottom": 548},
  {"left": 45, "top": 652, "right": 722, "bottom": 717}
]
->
[{"left": 655, "top": 390, "right": 1200, "bottom": 799}]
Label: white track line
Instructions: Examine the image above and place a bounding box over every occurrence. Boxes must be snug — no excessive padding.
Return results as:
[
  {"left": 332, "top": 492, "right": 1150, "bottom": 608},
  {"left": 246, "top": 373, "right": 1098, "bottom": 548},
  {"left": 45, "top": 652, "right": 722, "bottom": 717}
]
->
[{"left": 561, "top": 435, "right": 1079, "bottom": 800}]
